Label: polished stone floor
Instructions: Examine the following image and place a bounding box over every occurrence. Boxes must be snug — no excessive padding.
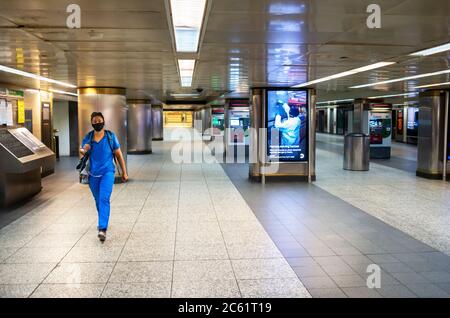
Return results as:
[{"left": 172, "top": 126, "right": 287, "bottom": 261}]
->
[
  {"left": 0, "top": 129, "right": 310, "bottom": 298},
  {"left": 0, "top": 129, "right": 449, "bottom": 298},
  {"left": 316, "top": 133, "right": 450, "bottom": 255}
]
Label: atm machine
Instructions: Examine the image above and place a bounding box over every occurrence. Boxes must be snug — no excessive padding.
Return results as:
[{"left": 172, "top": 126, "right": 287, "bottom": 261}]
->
[{"left": 0, "top": 126, "right": 55, "bottom": 207}]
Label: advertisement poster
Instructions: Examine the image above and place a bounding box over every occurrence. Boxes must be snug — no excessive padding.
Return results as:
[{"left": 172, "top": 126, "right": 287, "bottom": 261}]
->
[
  {"left": 42, "top": 102, "right": 50, "bottom": 120},
  {"left": 397, "top": 109, "right": 403, "bottom": 135},
  {"left": 266, "top": 90, "right": 308, "bottom": 162},
  {"left": 17, "top": 100, "right": 25, "bottom": 124},
  {"left": 448, "top": 100, "right": 450, "bottom": 161},
  {"left": 0, "top": 98, "right": 6, "bottom": 124},
  {"left": 369, "top": 112, "right": 392, "bottom": 146},
  {"left": 407, "top": 107, "right": 419, "bottom": 137},
  {"left": 6, "top": 102, "right": 13, "bottom": 126}
]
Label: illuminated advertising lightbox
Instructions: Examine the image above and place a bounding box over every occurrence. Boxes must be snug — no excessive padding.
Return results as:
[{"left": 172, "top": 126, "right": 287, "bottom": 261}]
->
[
  {"left": 407, "top": 107, "right": 419, "bottom": 136},
  {"left": 266, "top": 89, "right": 308, "bottom": 162},
  {"left": 369, "top": 112, "right": 391, "bottom": 146},
  {"left": 448, "top": 100, "right": 450, "bottom": 161}
]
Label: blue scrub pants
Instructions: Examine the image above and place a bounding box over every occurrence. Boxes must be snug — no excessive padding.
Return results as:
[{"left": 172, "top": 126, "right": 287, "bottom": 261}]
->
[{"left": 89, "top": 172, "right": 115, "bottom": 231}]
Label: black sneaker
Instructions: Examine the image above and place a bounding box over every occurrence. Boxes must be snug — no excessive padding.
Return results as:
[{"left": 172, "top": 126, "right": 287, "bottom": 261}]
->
[{"left": 98, "top": 230, "right": 106, "bottom": 242}]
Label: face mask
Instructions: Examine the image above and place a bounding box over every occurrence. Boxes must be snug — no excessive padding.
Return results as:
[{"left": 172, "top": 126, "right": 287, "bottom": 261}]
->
[{"left": 92, "top": 122, "right": 104, "bottom": 132}]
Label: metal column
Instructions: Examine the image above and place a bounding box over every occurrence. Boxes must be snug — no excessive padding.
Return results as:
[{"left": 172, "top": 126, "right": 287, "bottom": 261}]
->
[
  {"left": 78, "top": 87, "right": 128, "bottom": 183},
  {"left": 127, "top": 100, "right": 152, "bottom": 154},
  {"left": 416, "top": 90, "right": 449, "bottom": 179}
]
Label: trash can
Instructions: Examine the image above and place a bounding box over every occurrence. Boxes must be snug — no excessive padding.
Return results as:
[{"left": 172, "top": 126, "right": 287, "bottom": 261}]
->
[{"left": 343, "top": 133, "right": 370, "bottom": 171}]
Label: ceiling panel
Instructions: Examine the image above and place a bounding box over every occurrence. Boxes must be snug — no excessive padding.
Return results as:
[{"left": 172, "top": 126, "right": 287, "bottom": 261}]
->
[{"left": 0, "top": 0, "right": 448, "bottom": 103}]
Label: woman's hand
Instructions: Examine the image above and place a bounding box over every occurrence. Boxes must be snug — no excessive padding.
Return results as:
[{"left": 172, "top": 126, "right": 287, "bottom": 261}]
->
[
  {"left": 282, "top": 103, "right": 290, "bottom": 116},
  {"left": 115, "top": 148, "right": 128, "bottom": 183},
  {"left": 80, "top": 144, "right": 90, "bottom": 156}
]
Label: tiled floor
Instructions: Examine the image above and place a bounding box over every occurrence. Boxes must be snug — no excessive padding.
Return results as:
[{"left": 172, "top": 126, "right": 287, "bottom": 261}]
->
[
  {"left": 223, "top": 164, "right": 450, "bottom": 298},
  {"left": 221, "top": 132, "right": 450, "bottom": 298},
  {"left": 0, "top": 128, "right": 310, "bottom": 298},
  {"left": 1, "top": 128, "right": 449, "bottom": 298},
  {"left": 316, "top": 133, "right": 418, "bottom": 174},
  {"left": 315, "top": 133, "right": 450, "bottom": 255}
]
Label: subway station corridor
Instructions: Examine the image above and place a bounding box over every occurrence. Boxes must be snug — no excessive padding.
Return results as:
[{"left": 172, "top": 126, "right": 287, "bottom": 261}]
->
[
  {"left": 1, "top": 128, "right": 450, "bottom": 298},
  {"left": 1, "top": 0, "right": 450, "bottom": 305},
  {"left": 0, "top": 129, "right": 311, "bottom": 298}
]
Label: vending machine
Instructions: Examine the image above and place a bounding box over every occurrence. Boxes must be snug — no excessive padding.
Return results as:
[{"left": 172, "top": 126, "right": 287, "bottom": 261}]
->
[
  {"left": 224, "top": 99, "right": 250, "bottom": 154},
  {"left": 211, "top": 108, "right": 225, "bottom": 137}
]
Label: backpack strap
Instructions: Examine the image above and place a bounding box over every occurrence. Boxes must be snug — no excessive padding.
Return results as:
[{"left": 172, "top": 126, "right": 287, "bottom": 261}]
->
[
  {"left": 86, "top": 130, "right": 94, "bottom": 154},
  {"left": 105, "top": 130, "right": 121, "bottom": 176},
  {"left": 105, "top": 130, "right": 115, "bottom": 154}
]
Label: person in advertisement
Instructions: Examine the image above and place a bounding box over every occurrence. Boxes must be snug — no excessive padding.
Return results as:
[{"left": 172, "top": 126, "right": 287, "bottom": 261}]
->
[{"left": 274, "top": 100, "right": 301, "bottom": 146}]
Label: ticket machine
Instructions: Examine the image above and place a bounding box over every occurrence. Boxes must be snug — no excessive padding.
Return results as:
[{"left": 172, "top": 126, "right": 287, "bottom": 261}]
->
[{"left": 0, "top": 126, "right": 55, "bottom": 207}]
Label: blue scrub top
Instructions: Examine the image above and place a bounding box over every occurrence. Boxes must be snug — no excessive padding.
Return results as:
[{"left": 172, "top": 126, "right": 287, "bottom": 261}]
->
[{"left": 82, "top": 131, "right": 120, "bottom": 177}]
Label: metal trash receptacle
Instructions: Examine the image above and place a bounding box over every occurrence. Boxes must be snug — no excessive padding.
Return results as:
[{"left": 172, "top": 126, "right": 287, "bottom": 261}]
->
[{"left": 343, "top": 133, "right": 370, "bottom": 171}]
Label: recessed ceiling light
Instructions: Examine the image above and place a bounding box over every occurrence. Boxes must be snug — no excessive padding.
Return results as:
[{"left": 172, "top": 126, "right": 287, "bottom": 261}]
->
[
  {"left": 410, "top": 43, "right": 450, "bottom": 57},
  {"left": 178, "top": 59, "right": 195, "bottom": 87},
  {"left": 170, "top": 0, "right": 207, "bottom": 53},
  {"left": 350, "top": 69, "right": 450, "bottom": 89},
  {"left": 0, "top": 65, "right": 76, "bottom": 88},
  {"left": 293, "top": 62, "right": 395, "bottom": 88}
]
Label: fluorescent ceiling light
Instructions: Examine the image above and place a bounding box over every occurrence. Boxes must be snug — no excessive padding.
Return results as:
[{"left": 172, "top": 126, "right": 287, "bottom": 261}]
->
[
  {"left": 171, "top": 93, "right": 200, "bottom": 97},
  {"left": 368, "top": 92, "right": 418, "bottom": 99},
  {"left": 49, "top": 89, "right": 78, "bottom": 97},
  {"left": 0, "top": 65, "right": 76, "bottom": 88},
  {"left": 393, "top": 102, "right": 417, "bottom": 106},
  {"left": 317, "top": 99, "right": 354, "bottom": 105},
  {"left": 293, "top": 62, "right": 395, "bottom": 88},
  {"left": 170, "top": 0, "right": 207, "bottom": 52},
  {"left": 410, "top": 43, "right": 450, "bottom": 57},
  {"left": 414, "top": 81, "right": 450, "bottom": 89},
  {"left": 351, "top": 69, "right": 450, "bottom": 89},
  {"left": 178, "top": 59, "right": 195, "bottom": 87}
]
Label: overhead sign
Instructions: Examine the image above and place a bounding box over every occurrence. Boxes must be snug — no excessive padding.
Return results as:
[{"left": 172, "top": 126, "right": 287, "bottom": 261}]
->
[{"left": 229, "top": 99, "right": 249, "bottom": 108}]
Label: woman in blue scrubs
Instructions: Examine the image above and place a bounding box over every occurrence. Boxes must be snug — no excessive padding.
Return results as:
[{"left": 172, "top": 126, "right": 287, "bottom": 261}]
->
[{"left": 80, "top": 112, "right": 128, "bottom": 242}]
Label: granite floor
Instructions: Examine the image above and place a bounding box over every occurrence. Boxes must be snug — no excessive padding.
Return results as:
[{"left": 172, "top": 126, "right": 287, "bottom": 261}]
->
[
  {"left": 0, "top": 128, "right": 310, "bottom": 298},
  {"left": 0, "top": 128, "right": 449, "bottom": 298},
  {"left": 223, "top": 164, "right": 450, "bottom": 298},
  {"left": 315, "top": 133, "right": 450, "bottom": 255}
]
